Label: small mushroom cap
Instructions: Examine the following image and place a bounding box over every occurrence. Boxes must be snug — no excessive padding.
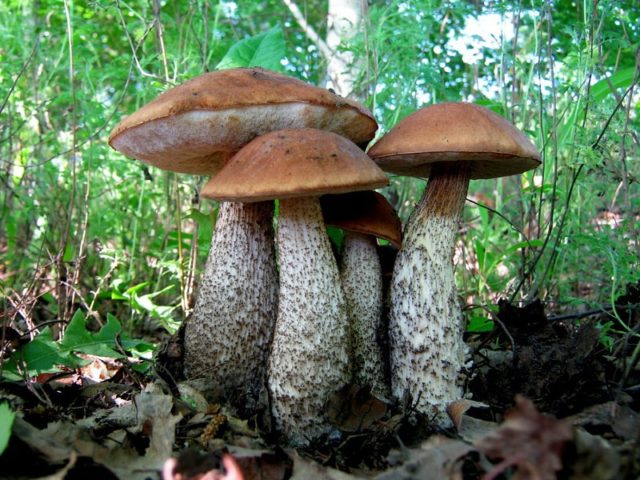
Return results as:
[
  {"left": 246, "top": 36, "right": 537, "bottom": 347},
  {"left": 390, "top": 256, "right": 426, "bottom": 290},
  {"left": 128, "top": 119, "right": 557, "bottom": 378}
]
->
[
  {"left": 320, "top": 191, "right": 402, "bottom": 248},
  {"left": 368, "top": 102, "right": 540, "bottom": 179},
  {"left": 200, "top": 128, "right": 389, "bottom": 202},
  {"left": 109, "top": 68, "right": 378, "bottom": 175}
]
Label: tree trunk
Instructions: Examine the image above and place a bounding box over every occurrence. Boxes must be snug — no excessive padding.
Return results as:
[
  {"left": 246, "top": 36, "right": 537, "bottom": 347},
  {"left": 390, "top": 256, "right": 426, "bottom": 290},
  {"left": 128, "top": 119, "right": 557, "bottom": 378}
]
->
[{"left": 325, "top": 0, "right": 366, "bottom": 98}]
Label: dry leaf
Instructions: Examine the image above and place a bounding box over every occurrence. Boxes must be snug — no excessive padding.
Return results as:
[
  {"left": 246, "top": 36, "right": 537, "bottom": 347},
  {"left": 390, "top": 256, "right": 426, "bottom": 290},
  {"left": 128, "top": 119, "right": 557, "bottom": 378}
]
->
[
  {"left": 476, "top": 395, "right": 573, "bottom": 480},
  {"left": 289, "top": 450, "right": 362, "bottom": 479},
  {"left": 377, "top": 436, "right": 474, "bottom": 480},
  {"left": 448, "top": 399, "right": 496, "bottom": 443},
  {"left": 327, "top": 385, "right": 387, "bottom": 432},
  {"left": 566, "top": 401, "right": 640, "bottom": 441}
]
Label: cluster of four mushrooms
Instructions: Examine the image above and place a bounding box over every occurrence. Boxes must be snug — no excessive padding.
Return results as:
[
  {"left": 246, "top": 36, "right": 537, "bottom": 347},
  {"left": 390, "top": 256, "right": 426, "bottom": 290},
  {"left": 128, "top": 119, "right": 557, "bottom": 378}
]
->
[
  {"left": 109, "top": 68, "right": 399, "bottom": 445},
  {"left": 109, "top": 67, "right": 540, "bottom": 444}
]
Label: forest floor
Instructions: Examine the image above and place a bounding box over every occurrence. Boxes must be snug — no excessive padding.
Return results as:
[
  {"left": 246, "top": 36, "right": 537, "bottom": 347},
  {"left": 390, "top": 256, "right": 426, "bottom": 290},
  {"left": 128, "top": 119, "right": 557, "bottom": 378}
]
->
[{"left": 1, "top": 284, "right": 639, "bottom": 479}]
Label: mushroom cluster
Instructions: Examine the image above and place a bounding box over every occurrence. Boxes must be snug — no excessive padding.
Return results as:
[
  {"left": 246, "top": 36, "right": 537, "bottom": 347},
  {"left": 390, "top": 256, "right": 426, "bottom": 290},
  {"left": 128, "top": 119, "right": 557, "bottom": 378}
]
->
[
  {"left": 110, "top": 67, "right": 540, "bottom": 445},
  {"left": 202, "top": 128, "right": 388, "bottom": 443},
  {"left": 321, "top": 191, "right": 401, "bottom": 397},
  {"left": 109, "top": 68, "right": 378, "bottom": 406}
]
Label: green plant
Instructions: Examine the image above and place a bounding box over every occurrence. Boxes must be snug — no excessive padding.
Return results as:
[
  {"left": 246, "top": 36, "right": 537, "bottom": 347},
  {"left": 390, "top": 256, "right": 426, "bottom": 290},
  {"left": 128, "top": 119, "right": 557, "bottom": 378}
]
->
[
  {"left": 2, "top": 310, "right": 154, "bottom": 381},
  {"left": 0, "top": 402, "right": 15, "bottom": 455}
]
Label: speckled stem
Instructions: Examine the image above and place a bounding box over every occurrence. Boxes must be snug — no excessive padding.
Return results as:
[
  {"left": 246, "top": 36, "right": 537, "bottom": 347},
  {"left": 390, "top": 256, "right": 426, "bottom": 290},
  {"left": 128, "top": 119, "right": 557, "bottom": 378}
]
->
[
  {"left": 185, "top": 201, "right": 277, "bottom": 401},
  {"left": 389, "top": 162, "right": 471, "bottom": 426},
  {"left": 268, "top": 196, "right": 350, "bottom": 445},
  {"left": 340, "top": 232, "right": 389, "bottom": 397}
]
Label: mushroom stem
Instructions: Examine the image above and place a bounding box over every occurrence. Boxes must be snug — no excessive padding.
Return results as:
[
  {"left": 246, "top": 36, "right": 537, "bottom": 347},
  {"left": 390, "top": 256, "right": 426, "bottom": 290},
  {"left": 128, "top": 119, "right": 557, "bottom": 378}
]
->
[
  {"left": 185, "top": 201, "right": 277, "bottom": 402},
  {"left": 340, "top": 232, "right": 389, "bottom": 396},
  {"left": 389, "top": 162, "right": 471, "bottom": 425},
  {"left": 268, "top": 196, "right": 350, "bottom": 445}
]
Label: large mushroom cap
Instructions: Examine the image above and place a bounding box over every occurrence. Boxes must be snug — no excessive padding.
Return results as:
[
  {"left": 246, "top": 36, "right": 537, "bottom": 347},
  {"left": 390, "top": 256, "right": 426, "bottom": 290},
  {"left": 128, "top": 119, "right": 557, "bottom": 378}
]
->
[
  {"left": 109, "top": 68, "right": 378, "bottom": 175},
  {"left": 200, "top": 128, "right": 388, "bottom": 202},
  {"left": 368, "top": 102, "right": 540, "bottom": 178},
  {"left": 321, "top": 191, "right": 402, "bottom": 248}
]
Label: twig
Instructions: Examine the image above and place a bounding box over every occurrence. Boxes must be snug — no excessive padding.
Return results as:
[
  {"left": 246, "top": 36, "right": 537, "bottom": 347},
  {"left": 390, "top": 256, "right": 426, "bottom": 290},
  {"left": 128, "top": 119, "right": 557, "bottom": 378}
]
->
[
  {"left": 115, "top": 0, "right": 168, "bottom": 83},
  {"left": 466, "top": 198, "right": 532, "bottom": 247},
  {"left": 0, "top": 36, "right": 40, "bottom": 116},
  {"left": 281, "top": 0, "right": 334, "bottom": 60}
]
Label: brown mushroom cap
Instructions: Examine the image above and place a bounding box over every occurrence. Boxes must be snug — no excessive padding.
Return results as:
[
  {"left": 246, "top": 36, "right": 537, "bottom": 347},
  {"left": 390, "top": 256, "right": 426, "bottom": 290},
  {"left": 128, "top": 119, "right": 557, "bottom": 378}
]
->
[
  {"left": 200, "top": 128, "right": 388, "bottom": 202},
  {"left": 368, "top": 102, "right": 540, "bottom": 179},
  {"left": 320, "top": 191, "right": 402, "bottom": 249},
  {"left": 109, "top": 68, "right": 378, "bottom": 175}
]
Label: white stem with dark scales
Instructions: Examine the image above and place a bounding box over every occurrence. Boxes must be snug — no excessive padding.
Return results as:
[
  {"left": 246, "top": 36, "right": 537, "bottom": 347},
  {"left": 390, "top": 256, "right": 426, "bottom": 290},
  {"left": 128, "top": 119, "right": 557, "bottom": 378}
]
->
[
  {"left": 389, "top": 163, "right": 471, "bottom": 425},
  {"left": 268, "top": 197, "right": 350, "bottom": 445},
  {"left": 340, "top": 232, "right": 388, "bottom": 397},
  {"left": 185, "top": 201, "right": 277, "bottom": 400}
]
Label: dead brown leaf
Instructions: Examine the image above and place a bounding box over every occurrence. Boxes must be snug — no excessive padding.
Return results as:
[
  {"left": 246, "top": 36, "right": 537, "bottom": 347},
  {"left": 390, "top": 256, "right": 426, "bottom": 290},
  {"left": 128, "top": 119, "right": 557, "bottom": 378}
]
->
[
  {"left": 448, "top": 399, "right": 496, "bottom": 444},
  {"left": 566, "top": 401, "right": 640, "bottom": 441},
  {"left": 327, "top": 385, "right": 387, "bottom": 432},
  {"left": 376, "top": 435, "right": 474, "bottom": 480},
  {"left": 476, "top": 395, "right": 573, "bottom": 480}
]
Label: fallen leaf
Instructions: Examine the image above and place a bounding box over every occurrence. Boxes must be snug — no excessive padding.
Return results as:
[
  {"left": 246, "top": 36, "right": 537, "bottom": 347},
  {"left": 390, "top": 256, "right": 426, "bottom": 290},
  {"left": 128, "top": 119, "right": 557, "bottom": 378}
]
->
[
  {"left": 568, "top": 429, "right": 620, "bottom": 480},
  {"left": 289, "top": 450, "right": 362, "bottom": 479},
  {"left": 566, "top": 401, "right": 640, "bottom": 441},
  {"left": 447, "top": 399, "right": 496, "bottom": 443},
  {"left": 377, "top": 435, "right": 474, "bottom": 480},
  {"left": 476, "top": 395, "right": 573, "bottom": 480},
  {"left": 327, "top": 385, "right": 387, "bottom": 432}
]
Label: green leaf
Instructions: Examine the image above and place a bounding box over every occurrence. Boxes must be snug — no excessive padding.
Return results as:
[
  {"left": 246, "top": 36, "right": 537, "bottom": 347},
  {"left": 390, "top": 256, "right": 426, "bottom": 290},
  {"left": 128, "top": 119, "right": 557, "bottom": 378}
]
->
[
  {"left": 94, "top": 313, "right": 123, "bottom": 343},
  {"left": 14, "top": 327, "right": 83, "bottom": 374},
  {"left": 475, "top": 240, "right": 486, "bottom": 271},
  {"left": 467, "top": 315, "right": 494, "bottom": 333},
  {"left": 590, "top": 68, "right": 636, "bottom": 102},
  {"left": 124, "top": 282, "right": 150, "bottom": 296},
  {"left": 326, "top": 226, "right": 345, "bottom": 253},
  {"left": 216, "top": 26, "right": 285, "bottom": 72},
  {"left": 62, "top": 241, "right": 74, "bottom": 262},
  {"left": 0, "top": 403, "right": 16, "bottom": 455},
  {"left": 60, "top": 310, "right": 123, "bottom": 358},
  {"left": 504, "top": 239, "right": 545, "bottom": 255}
]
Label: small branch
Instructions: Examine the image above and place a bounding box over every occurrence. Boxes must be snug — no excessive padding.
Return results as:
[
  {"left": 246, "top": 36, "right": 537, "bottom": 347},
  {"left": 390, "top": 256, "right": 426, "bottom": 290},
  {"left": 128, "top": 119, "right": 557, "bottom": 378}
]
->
[
  {"left": 281, "top": 0, "right": 333, "bottom": 60},
  {"left": 547, "top": 302, "right": 640, "bottom": 322},
  {"left": 0, "top": 36, "right": 40, "bottom": 116},
  {"left": 152, "top": 0, "right": 170, "bottom": 82}
]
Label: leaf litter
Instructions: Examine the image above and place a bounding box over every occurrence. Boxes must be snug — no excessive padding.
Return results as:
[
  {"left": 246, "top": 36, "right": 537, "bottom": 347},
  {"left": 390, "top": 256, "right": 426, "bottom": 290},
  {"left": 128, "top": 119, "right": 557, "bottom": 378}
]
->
[{"left": 1, "top": 284, "right": 639, "bottom": 478}]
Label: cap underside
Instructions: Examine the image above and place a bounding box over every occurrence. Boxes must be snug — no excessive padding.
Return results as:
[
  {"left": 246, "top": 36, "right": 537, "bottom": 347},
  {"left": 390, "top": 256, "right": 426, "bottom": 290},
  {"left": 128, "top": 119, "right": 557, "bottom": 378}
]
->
[
  {"left": 374, "top": 151, "right": 541, "bottom": 179},
  {"left": 321, "top": 191, "right": 402, "bottom": 248},
  {"left": 109, "top": 68, "right": 378, "bottom": 175},
  {"left": 369, "top": 102, "right": 540, "bottom": 179}
]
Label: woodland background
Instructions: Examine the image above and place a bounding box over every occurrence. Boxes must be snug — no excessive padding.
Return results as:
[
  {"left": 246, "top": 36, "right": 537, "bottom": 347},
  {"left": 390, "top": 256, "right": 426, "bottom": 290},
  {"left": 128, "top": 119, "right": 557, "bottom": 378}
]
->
[{"left": 1, "top": 0, "right": 638, "bottom": 369}]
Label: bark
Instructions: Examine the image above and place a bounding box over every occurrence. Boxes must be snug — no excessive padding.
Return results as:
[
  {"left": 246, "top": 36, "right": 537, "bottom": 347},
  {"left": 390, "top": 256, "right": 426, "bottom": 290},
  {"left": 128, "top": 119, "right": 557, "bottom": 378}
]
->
[
  {"left": 389, "top": 163, "right": 471, "bottom": 425},
  {"left": 284, "top": 0, "right": 365, "bottom": 98},
  {"left": 326, "top": 0, "right": 366, "bottom": 97},
  {"left": 185, "top": 201, "right": 277, "bottom": 402},
  {"left": 268, "top": 197, "right": 350, "bottom": 445},
  {"left": 340, "top": 232, "right": 388, "bottom": 396}
]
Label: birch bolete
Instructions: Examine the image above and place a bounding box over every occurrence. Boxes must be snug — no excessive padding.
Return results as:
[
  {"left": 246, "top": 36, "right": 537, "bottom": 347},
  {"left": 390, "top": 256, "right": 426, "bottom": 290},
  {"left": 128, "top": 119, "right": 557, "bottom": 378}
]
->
[
  {"left": 108, "top": 68, "right": 377, "bottom": 400},
  {"left": 321, "top": 191, "right": 401, "bottom": 397},
  {"left": 368, "top": 103, "right": 540, "bottom": 425},
  {"left": 201, "top": 128, "right": 388, "bottom": 445}
]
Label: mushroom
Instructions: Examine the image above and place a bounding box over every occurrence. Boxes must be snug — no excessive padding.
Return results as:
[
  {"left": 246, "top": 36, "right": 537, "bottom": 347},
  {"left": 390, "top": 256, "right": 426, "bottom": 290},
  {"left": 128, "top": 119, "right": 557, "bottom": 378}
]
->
[
  {"left": 321, "top": 191, "right": 401, "bottom": 397},
  {"left": 200, "top": 128, "right": 388, "bottom": 445},
  {"left": 108, "top": 68, "right": 377, "bottom": 401},
  {"left": 368, "top": 102, "right": 540, "bottom": 425}
]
